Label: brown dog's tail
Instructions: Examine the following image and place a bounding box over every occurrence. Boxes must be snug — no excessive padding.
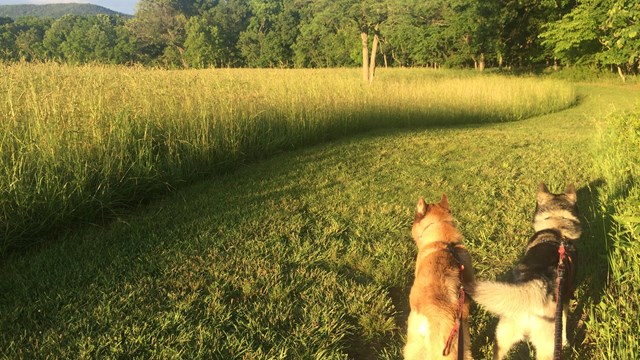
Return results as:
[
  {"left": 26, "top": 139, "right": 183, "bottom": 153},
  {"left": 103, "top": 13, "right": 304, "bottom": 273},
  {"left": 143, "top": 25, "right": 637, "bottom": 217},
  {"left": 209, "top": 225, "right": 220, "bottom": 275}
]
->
[{"left": 470, "top": 279, "right": 549, "bottom": 317}]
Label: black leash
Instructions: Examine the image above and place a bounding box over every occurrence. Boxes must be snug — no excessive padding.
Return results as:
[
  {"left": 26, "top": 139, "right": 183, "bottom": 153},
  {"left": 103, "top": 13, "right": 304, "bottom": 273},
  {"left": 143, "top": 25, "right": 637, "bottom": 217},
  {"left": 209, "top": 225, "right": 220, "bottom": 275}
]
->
[
  {"left": 457, "top": 284, "right": 465, "bottom": 360},
  {"left": 442, "top": 243, "right": 466, "bottom": 360}
]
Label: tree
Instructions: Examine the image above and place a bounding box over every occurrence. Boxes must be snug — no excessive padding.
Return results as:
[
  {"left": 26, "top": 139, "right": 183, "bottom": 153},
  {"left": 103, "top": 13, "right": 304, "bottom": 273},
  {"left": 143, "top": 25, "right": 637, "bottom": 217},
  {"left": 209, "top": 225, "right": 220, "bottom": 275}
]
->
[
  {"left": 598, "top": 0, "right": 640, "bottom": 80},
  {"left": 43, "top": 14, "right": 78, "bottom": 61},
  {"left": 496, "top": 0, "right": 573, "bottom": 69},
  {"left": 541, "top": 0, "right": 639, "bottom": 80},
  {"left": 205, "top": 0, "right": 251, "bottom": 67},
  {"left": 7, "top": 17, "right": 50, "bottom": 61},
  {"left": 128, "top": 0, "right": 188, "bottom": 67},
  {"left": 183, "top": 13, "right": 222, "bottom": 68},
  {"left": 4, "top": 0, "right": 634, "bottom": 74},
  {"left": 354, "top": 0, "right": 387, "bottom": 82},
  {"left": 0, "top": 17, "right": 16, "bottom": 61},
  {"left": 540, "top": 1, "right": 604, "bottom": 66},
  {"left": 15, "top": 28, "right": 45, "bottom": 61},
  {"left": 294, "top": 0, "right": 386, "bottom": 81},
  {"left": 383, "top": 0, "right": 482, "bottom": 69},
  {"left": 440, "top": 0, "right": 480, "bottom": 68},
  {"left": 238, "top": 0, "right": 300, "bottom": 67},
  {"left": 87, "top": 15, "right": 118, "bottom": 62},
  {"left": 112, "top": 20, "right": 138, "bottom": 64},
  {"left": 52, "top": 15, "right": 121, "bottom": 63},
  {"left": 293, "top": 1, "right": 359, "bottom": 68},
  {"left": 382, "top": 0, "right": 433, "bottom": 67},
  {"left": 475, "top": 0, "right": 510, "bottom": 69}
]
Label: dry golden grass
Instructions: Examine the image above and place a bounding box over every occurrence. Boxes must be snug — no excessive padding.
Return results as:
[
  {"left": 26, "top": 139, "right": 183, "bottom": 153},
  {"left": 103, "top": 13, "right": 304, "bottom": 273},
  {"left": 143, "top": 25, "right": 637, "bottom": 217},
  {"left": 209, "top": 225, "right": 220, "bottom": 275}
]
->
[{"left": 0, "top": 63, "right": 576, "bottom": 251}]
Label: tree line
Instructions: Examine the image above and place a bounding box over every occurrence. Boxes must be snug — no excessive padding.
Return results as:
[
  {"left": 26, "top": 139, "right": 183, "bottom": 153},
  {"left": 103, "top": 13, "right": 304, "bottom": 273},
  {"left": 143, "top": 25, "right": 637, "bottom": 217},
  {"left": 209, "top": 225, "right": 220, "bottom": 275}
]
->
[{"left": 0, "top": 0, "right": 637, "bottom": 78}]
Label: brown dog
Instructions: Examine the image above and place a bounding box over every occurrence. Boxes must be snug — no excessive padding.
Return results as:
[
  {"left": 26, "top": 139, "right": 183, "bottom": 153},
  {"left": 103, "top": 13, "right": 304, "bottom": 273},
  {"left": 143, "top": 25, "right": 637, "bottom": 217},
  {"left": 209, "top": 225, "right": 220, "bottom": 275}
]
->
[{"left": 404, "top": 194, "right": 475, "bottom": 360}]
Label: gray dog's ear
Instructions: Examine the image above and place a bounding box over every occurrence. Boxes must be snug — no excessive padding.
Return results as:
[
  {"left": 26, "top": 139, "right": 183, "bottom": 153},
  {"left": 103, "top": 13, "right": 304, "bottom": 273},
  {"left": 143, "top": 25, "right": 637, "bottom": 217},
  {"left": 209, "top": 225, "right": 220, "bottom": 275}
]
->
[
  {"left": 538, "top": 183, "right": 549, "bottom": 193},
  {"left": 565, "top": 183, "right": 577, "bottom": 203},
  {"left": 416, "top": 197, "right": 427, "bottom": 218},
  {"left": 537, "top": 183, "right": 552, "bottom": 203}
]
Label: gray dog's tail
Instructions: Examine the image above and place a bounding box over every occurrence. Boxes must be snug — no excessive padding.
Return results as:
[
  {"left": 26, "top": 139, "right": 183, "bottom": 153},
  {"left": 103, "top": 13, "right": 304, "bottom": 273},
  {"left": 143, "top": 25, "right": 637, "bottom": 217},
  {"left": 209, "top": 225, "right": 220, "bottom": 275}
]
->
[{"left": 470, "top": 279, "right": 549, "bottom": 317}]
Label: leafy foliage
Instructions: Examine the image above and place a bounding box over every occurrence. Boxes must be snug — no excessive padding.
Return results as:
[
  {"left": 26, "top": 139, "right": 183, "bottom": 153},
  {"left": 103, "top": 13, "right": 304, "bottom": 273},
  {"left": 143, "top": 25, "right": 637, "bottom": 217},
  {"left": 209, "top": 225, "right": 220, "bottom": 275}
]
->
[
  {"left": 598, "top": 1, "right": 640, "bottom": 73},
  {"left": 541, "top": 0, "right": 640, "bottom": 76},
  {"left": 540, "top": 1, "right": 605, "bottom": 66},
  {"left": 0, "top": 0, "right": 637, "bottom": 73}
]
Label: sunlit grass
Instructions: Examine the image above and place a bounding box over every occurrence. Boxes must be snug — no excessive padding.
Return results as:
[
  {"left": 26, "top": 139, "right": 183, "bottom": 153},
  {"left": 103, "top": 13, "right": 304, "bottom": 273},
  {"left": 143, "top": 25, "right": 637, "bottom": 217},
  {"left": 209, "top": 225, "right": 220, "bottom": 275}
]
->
[
  {"left": 0, "top": 64, "right": 576, "bottom": 252},
  {"left": 0, "top": 80, "right": 636, "bottom": 358},
  {"left": 585, "top": 112, "right": 640, "bottom": 359},
  {"left": 0, "top": 62, "right": 638, "bottom": 359}
]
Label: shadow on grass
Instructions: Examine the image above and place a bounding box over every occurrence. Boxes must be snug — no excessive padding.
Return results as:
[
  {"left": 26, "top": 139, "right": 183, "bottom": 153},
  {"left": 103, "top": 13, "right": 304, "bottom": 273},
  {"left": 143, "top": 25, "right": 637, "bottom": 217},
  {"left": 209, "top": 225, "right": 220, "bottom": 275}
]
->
[
  {"left": 571, "top": 175, "right": 637, "bottom": 357},
  {"left": 0, "top": 129, "right": 421, "bottom": 358},
  {"left": 1, "top": 95, "right": 582, "bottom": 259},
  {"left": 316, "top": 261, "right": 409, "bottom": 359},
  {"left": 568, "top": 180, "right": 610, "bottom": 356}
]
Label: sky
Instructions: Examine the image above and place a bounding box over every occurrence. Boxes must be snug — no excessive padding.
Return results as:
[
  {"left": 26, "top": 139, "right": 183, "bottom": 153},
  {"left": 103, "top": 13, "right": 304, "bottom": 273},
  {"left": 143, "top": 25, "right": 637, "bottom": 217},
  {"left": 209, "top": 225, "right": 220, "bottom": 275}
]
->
[{"left": 0, "top": 0, "right": 139, "bottom": 15}]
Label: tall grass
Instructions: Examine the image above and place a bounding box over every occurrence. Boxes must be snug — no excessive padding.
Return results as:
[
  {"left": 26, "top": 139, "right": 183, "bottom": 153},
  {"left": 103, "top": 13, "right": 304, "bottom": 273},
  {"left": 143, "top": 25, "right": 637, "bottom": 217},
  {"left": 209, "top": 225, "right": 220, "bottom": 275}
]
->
[
  {"left": 0, "top": 64, "right": 576, "bottom": 252},
  {"left": 587, "top": 112, "right": 640, "bottom": 359}
]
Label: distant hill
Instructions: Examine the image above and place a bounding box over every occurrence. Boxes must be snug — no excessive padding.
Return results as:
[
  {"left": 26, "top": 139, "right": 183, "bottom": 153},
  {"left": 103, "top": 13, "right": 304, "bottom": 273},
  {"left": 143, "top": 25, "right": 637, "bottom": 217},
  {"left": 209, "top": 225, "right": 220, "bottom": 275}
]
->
[{"left": 0, "top": 3, "right": 130, "bottom": 19}]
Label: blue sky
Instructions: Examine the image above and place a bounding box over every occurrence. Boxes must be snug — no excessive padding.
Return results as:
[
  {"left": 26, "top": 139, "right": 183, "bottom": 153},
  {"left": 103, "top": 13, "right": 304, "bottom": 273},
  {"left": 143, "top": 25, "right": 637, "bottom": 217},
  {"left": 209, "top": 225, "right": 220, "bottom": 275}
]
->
[{"left": 0, "top": 0, "right": 139, "bottom": 15}]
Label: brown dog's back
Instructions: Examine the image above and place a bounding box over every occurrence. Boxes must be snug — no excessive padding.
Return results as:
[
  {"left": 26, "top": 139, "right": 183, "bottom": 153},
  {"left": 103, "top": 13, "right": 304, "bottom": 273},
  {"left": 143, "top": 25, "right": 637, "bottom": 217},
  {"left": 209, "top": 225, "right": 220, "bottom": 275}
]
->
[{"left": 404, "top": 195, "right": 474, "bottom": 360}]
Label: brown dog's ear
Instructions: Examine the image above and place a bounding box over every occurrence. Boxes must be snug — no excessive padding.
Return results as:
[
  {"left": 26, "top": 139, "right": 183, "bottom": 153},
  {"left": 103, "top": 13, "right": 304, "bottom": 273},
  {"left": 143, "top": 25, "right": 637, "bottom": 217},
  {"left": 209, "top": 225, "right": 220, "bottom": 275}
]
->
[
  {"left": 537, "top": 183, "right": 552, "bottom": 203},
  {"left": 565, "top": 183, "right": 577, "bottom": 203},
  {"left": 416, "top": 197, "right": 427, "bottom": 218},
  {"left": 439, "top": 193, "right": 449, "bottom": 211}
]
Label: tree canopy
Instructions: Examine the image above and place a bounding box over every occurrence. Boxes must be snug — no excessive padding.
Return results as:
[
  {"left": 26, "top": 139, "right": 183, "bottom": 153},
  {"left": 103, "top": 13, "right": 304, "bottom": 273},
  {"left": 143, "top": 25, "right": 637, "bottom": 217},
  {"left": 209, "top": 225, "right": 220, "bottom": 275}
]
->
[{"left": 0, "top": 0, "right": 637, "bottom": 76}]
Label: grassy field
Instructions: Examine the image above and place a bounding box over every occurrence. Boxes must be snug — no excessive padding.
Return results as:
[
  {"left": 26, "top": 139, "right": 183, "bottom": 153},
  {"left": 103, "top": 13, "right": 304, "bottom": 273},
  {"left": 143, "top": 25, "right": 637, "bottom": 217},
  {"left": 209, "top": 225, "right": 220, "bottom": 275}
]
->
[
  {"left": 0, "top": 66, "right": 638, "bottom": 358},
  {"left": 587, "top": 111, "right": 640, "bottom": 359},
  {"left": 0, "top": 64, "right": 576, "bottom": 253}
]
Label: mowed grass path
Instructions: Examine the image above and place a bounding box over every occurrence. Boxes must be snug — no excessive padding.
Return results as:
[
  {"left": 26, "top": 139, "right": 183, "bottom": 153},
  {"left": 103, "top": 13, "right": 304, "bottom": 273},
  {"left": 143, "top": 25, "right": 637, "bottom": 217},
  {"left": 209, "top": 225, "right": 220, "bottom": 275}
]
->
[{"left": 0, "top": 82, "right": 637, "bottom": 358}]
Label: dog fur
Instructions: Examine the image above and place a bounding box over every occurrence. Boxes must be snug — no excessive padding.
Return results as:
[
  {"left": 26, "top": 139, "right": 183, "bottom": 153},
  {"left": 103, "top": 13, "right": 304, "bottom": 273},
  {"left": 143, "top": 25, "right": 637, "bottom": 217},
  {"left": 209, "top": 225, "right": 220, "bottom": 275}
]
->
[
  {"left": 404, "top": 194, "right": 475, "bottom": 360},
  {"left": 471, "top": 183, "right": 581, "bottom": 360}
]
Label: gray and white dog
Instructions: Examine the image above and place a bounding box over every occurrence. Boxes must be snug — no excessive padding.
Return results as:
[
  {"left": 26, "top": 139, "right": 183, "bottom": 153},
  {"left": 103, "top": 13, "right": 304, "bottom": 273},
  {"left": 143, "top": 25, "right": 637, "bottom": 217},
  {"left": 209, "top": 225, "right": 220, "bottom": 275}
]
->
[{"left": 472, "top": 183, "right": 581, "bottom": 360}]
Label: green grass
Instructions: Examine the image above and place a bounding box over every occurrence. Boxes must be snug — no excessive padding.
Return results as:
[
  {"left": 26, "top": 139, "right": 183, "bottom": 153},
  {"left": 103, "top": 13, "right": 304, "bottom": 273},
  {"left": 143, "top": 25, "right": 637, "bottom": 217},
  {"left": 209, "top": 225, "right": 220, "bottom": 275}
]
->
[
  {"left": 0, "top": 67, "right": 638, "bottom": 358},
  {"left": 544, "top": 66, "right": 639, "bottom": 84},
  {"left": 0, "top": 64, "right": 576, "bottom": 253},
  {"left": 585, "top": 111, "right": 640, "bottom": 359}
]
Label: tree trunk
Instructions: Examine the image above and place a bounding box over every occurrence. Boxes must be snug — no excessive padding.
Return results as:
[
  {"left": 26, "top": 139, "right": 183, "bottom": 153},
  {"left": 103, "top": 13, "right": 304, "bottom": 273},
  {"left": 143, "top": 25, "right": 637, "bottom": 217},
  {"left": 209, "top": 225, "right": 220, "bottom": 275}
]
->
[
  {"left": 368, "top": 27, "right": 380, "bottom": 83},
  {"left": 391, "top": 51, "right": 401, "bottom": 67},
  {"left": 360, "top": 31, "right": 369, "bottom": 82},
  {"left": 478, "top": 53, "right": 485, "bottom": 71},
  {"left": 176, "top": 45, "right": 189, "bottom": 69},
  {"left": 617, "top": 65, "right": 626, "bottom": 82}
]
